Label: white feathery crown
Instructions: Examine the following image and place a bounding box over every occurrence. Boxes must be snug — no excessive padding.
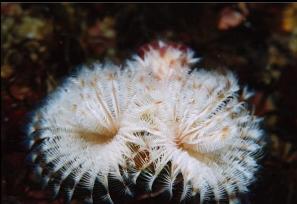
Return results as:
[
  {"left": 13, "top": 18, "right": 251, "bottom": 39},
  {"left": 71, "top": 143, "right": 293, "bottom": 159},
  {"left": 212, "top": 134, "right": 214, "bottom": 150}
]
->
[{"left": 26, "top": 41, "right": 264, "bottom": 203}]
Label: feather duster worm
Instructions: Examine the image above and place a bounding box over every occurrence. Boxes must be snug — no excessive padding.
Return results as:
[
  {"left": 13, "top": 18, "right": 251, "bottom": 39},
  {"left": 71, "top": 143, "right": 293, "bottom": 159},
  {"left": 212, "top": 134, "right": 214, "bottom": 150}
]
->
[{"left": 26, "top": 41, "right": 264, "bottom": 203}]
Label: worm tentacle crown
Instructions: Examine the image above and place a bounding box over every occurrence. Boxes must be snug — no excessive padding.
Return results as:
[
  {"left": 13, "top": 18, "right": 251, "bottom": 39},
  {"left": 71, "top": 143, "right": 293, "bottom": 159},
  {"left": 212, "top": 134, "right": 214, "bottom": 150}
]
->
[{"left": 26, "top": 41, "right": 264, "bottom": 203}]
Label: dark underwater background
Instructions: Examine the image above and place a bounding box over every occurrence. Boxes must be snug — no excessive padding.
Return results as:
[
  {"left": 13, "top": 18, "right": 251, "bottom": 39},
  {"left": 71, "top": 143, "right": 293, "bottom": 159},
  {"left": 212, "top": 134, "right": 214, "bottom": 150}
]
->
[{"left": 1, "top": 3, "right": 297, "bottom": 204}]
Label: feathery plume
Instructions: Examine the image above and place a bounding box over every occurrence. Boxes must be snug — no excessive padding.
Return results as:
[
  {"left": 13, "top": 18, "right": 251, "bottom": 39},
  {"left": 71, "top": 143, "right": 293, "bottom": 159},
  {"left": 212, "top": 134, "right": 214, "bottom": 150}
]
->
[{"left": 26, "top": 41, "right": 264, "bottom": 203}]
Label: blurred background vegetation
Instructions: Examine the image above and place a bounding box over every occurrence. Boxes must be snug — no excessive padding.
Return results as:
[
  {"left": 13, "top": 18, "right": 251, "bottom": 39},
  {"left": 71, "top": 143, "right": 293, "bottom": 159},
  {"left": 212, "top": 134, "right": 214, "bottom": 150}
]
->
[{"left": 1, "top": 3, "right": 297, "bottom": 204}]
